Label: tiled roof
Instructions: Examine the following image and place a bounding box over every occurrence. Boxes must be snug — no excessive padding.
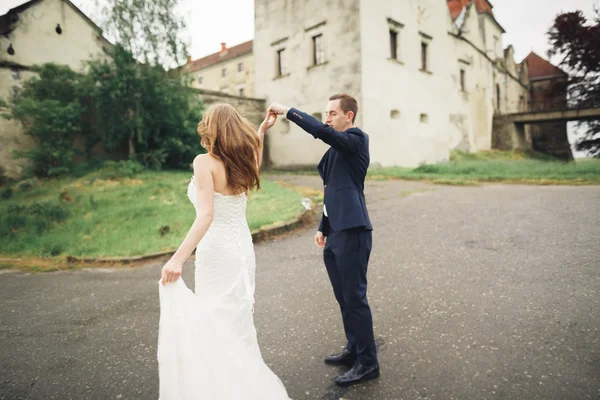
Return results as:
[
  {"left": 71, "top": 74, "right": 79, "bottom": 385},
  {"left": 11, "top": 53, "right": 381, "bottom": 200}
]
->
[
  {"left": 447, "top": 0, "right": 494, "bottom": 19},
  {"left": 523, "top": 51, "right": 566, "bottom": 80},
  {"left": 186, "top": 40, "right": 253, "bottom": 72}
]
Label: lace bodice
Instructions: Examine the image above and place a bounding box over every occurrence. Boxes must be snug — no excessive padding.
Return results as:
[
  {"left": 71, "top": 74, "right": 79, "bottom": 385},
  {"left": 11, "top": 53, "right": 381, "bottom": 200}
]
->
[{"left": 187, "top": 176, "right": 248, "bottom": 223}]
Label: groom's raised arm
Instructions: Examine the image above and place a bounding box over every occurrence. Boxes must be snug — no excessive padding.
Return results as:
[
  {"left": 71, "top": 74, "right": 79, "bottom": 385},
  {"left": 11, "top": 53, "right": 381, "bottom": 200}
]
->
[{"left": 285, "top": 107, "right": 362, "bottom": 154}]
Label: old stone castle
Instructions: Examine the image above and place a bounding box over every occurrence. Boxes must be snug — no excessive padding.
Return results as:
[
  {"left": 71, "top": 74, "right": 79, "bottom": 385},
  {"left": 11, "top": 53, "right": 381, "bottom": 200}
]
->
[
  {"left": 1, "top": 0, "right": 570, "bottom": 177},
  {"left": 187, "top": 0, "right": 534, "bottom": 168}
]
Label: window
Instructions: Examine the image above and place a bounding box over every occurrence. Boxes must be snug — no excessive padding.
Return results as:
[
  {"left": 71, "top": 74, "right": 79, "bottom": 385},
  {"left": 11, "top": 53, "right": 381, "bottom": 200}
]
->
[
  {"left": 313, "top": 34, "right": 325, "bottom": 65},
  {"left": 420, "top": 113, "right": 429, "bottom": 123},
  {"left": 198, "top": 76, "right": 203, "bottom": 85},
  {"left": 239, "top": 88, "right": 245, "bottom": 97},
  {"left": 221, "top": 68, "right": 226, "bottom": 77},
  {"left": 460, "top": 69, "right": 466, "bottom": 91},
  {"left": 312, "top": 112, "right": 323, "bottom": 121},
  {"left": 496, "top": 84, "right": 501, "bottom": 110},
  {"left": 421, "top": 42, "right": 428, "bottom": 71},
  {"left": 387, "top": 18, "right": 404, "bottom": 61},
  {"left": 277, "top": 48, "right": 287, "bottom": 76},
  {"left": 390, "top": 30, "right": 398, "bottom": 60},
  {"left": 391, "top": 109, "right": 400, "bottom": 119},
  {"left": 238, "top": 62, "right": 243, "bottom": 72}
]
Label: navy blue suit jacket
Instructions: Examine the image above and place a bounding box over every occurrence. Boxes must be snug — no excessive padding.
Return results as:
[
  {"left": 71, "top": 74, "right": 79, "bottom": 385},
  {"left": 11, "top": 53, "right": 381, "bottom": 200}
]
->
[{"left": 286, "top": 108, "right": 372, "bottom": 234}]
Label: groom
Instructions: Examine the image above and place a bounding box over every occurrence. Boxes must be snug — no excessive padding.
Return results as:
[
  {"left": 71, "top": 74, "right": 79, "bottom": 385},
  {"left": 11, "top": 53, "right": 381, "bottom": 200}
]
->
[{"left": 269, "top": 94, "right": 378, "bottom": 386}]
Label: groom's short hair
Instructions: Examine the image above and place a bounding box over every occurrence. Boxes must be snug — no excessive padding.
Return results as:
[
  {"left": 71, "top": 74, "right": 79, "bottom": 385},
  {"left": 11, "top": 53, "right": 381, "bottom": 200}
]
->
[{"left": 329, "top": 93, "right": 358, "bottom": 123}]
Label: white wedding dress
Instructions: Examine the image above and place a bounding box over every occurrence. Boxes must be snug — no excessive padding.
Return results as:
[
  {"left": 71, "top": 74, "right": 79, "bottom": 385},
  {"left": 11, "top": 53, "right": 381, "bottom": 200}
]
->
[{"left": 157, "top": 177, "right": 291, "bottom": 399}]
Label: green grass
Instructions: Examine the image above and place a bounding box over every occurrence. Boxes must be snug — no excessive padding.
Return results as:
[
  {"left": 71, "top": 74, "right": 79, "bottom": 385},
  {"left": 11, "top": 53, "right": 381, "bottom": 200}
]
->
[
  {"left": 368, "top": 151, "right": 600, "bottom": 185},
  {"left": 267, "top": 151, "right": 600, "bottom": 185},
  {"left": 0, "top": 171, "right": 304, "bottom": 259}
]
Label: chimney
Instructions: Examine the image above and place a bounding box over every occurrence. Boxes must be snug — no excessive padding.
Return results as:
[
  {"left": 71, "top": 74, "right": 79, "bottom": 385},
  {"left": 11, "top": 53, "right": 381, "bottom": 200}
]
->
[
  {"left": 186, "top": 55, "right": 192, "bottom": 64},
  {"left": 220, "top": 42, "right": 227, "bottom": 53}
]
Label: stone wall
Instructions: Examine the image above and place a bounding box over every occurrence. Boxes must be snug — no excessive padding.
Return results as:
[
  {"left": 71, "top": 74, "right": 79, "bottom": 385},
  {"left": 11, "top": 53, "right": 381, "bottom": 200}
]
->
[
  {"left": 1, "top": 85, "right": 267, "bottom": 181},
  {"left": 492, "top": 115, "right": 532, "bottom": 151},
  {"left": 193, "top": 88, "right": 265, "bottom": 127},
  {"left": 528, "top": 77, "right": 573, "bottom": 160},
  {"left": 530, "top": 122, "right": 573, "bottom": 161}
]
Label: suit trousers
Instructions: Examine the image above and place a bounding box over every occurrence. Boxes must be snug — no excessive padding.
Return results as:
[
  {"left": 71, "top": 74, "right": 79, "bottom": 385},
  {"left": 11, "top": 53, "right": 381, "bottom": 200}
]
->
[{"left": 323, "top": 224, "right": 377, "bottom": 366}]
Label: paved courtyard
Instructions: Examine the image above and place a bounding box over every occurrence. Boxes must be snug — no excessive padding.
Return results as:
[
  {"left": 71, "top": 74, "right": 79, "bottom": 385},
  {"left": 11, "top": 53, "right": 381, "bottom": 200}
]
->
[{"left": 1, "top": 176, "right": 599, "bottom": 399}]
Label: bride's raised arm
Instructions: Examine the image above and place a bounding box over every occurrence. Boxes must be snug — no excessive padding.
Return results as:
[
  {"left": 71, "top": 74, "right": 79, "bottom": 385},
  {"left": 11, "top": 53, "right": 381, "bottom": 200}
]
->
[{"left": 256, "top": 110, "right": 277, "bottom": 168}]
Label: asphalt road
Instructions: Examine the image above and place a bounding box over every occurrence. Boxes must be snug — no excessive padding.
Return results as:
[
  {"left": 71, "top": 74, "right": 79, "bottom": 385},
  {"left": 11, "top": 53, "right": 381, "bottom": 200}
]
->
[{"left": 1, "top": 176, "right": 599, "bottom": 400}]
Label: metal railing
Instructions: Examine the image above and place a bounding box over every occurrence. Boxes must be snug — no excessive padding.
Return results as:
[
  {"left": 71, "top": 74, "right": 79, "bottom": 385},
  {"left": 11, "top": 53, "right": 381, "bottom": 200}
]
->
[{"left": 528, "top": 95, "right": 600, "bottom": 113}]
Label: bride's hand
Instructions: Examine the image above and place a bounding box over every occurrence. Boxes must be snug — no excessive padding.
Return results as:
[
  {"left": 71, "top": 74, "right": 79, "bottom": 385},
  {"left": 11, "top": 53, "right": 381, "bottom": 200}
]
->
[
  {"left": 259, "top": 111, "right": 277, "bottom": 133},
  {"left": 161, "top": 259, "right": 182, "bottom": 285}
]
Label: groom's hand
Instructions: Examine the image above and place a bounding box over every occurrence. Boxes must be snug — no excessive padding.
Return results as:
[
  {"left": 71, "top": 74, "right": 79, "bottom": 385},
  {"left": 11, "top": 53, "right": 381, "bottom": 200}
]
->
[
  {"left": 315, "top": 231, "right": 326, "bottom": 248},
  {"left": 268, "top": 103, "right": 290, "bottom": 116}
]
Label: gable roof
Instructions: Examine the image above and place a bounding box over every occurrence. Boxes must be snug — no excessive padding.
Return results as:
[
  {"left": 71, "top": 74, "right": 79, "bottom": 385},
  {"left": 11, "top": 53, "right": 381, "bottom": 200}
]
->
[
  {"left": 523, "top": 51, "right": 567, "bottom": 80},
  {"left": 185, "top": 40, "right": 253, "bottom": 72},
  {"left": 1, "top": 0, "right": 105, "bottom": 36},
  {"left": 447, "top": 0, "right": 504, "bottom": 33}
]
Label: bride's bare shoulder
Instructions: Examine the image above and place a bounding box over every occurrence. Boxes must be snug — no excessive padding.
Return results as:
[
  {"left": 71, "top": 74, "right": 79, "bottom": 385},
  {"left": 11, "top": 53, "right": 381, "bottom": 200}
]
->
[{"left": 193, "top": 153, "right": 220, "bottom": 169}]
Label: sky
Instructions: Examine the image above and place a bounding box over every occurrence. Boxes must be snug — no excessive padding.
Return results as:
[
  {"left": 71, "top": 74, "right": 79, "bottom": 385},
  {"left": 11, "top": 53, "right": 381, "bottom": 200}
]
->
[{"left": 2, "top": 0, "right": 597, "bottom": 63}]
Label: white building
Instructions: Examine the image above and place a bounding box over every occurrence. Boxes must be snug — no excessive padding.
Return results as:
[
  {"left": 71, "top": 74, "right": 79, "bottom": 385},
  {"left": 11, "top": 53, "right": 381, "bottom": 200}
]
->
[
  {"left": 182, "top": 41, "right": 255, "bottom": 97},
  {"left": 0, "top": 0, "right": 112, "bottom": 179},
  {"left": 254, "top": 0, "right": 529, "bottom": 168}
]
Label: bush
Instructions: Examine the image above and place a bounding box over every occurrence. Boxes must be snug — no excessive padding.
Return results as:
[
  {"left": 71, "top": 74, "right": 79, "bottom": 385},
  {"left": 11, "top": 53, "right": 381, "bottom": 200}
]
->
[
  {"left": 413, "top": 164, "right": 442, "bottom": 174},
  {"left": 95, "top": 160, "right": 145, "bottom": 180},
  {"left": 15, "top": 177, "right": 39, "bottom": 192},
  {"left": 1, "top": 187, "right": 13, "bottom": 200},
  {"left": 11, "top": 64, "right": 90, "bottom": 178},
  {"left": 0, "top": 166, "right": 8, "bottom": 186},
  {"left": 0, "top": 200, "right": 70, "bottom": 238},
  {"left": 9, "top": 51, "right": 205, "bottom": 179}
]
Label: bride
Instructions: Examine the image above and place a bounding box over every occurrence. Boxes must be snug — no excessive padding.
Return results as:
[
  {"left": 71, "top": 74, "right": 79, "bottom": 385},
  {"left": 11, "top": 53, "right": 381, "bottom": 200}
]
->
[{"left": 157, "top": 103, "right": 290, "bottom": 399}]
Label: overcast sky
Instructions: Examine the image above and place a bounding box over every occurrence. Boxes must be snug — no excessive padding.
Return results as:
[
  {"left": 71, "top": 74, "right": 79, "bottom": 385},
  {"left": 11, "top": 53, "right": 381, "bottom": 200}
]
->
[{"left": 2, "top": 0, "right": 598, "bottom": 63}]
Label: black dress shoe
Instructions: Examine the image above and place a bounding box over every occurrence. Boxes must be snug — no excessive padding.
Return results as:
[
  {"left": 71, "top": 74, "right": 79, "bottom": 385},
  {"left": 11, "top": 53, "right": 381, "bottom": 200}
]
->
[
  {"left": 335, "top": 362, "right": 380, "bottom": 386},
  {"left": 324, "top": 348, "right": 356, "bottom": 367}
]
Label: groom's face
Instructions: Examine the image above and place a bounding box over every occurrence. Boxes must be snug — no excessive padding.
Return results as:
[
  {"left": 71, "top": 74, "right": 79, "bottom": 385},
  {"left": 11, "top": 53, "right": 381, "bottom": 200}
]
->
[{"left": 325, "top": 100, "right": 352, "bottom": 132}]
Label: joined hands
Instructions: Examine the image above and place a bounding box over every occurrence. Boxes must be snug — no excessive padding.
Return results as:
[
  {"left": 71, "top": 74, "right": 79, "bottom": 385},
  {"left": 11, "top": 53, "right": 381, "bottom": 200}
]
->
[{"left": 258, "top": 103, "right": 290, "bottom": 134}]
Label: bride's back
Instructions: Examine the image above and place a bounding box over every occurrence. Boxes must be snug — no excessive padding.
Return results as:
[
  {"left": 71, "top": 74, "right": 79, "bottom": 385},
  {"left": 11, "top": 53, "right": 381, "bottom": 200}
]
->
[{"left": 209, "top": 155, "right": 242, "bottom": 196}]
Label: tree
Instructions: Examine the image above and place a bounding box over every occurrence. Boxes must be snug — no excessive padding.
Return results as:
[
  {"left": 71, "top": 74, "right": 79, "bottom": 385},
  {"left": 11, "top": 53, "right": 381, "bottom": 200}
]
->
[
  {"left": 547, "top": 10, "right": 600, "bottom": 158},
  {"left": 11, "top": 64, "right": 90, "bottom": 177},
  {"left": 99, "top": 0, "right": 189, "bottom": 69},
  {"left": 86, "top": 0, "right": 204, "bottom": 169},
  {"left": 86, "top": 46, "right": 204, "bottom": 169}
]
